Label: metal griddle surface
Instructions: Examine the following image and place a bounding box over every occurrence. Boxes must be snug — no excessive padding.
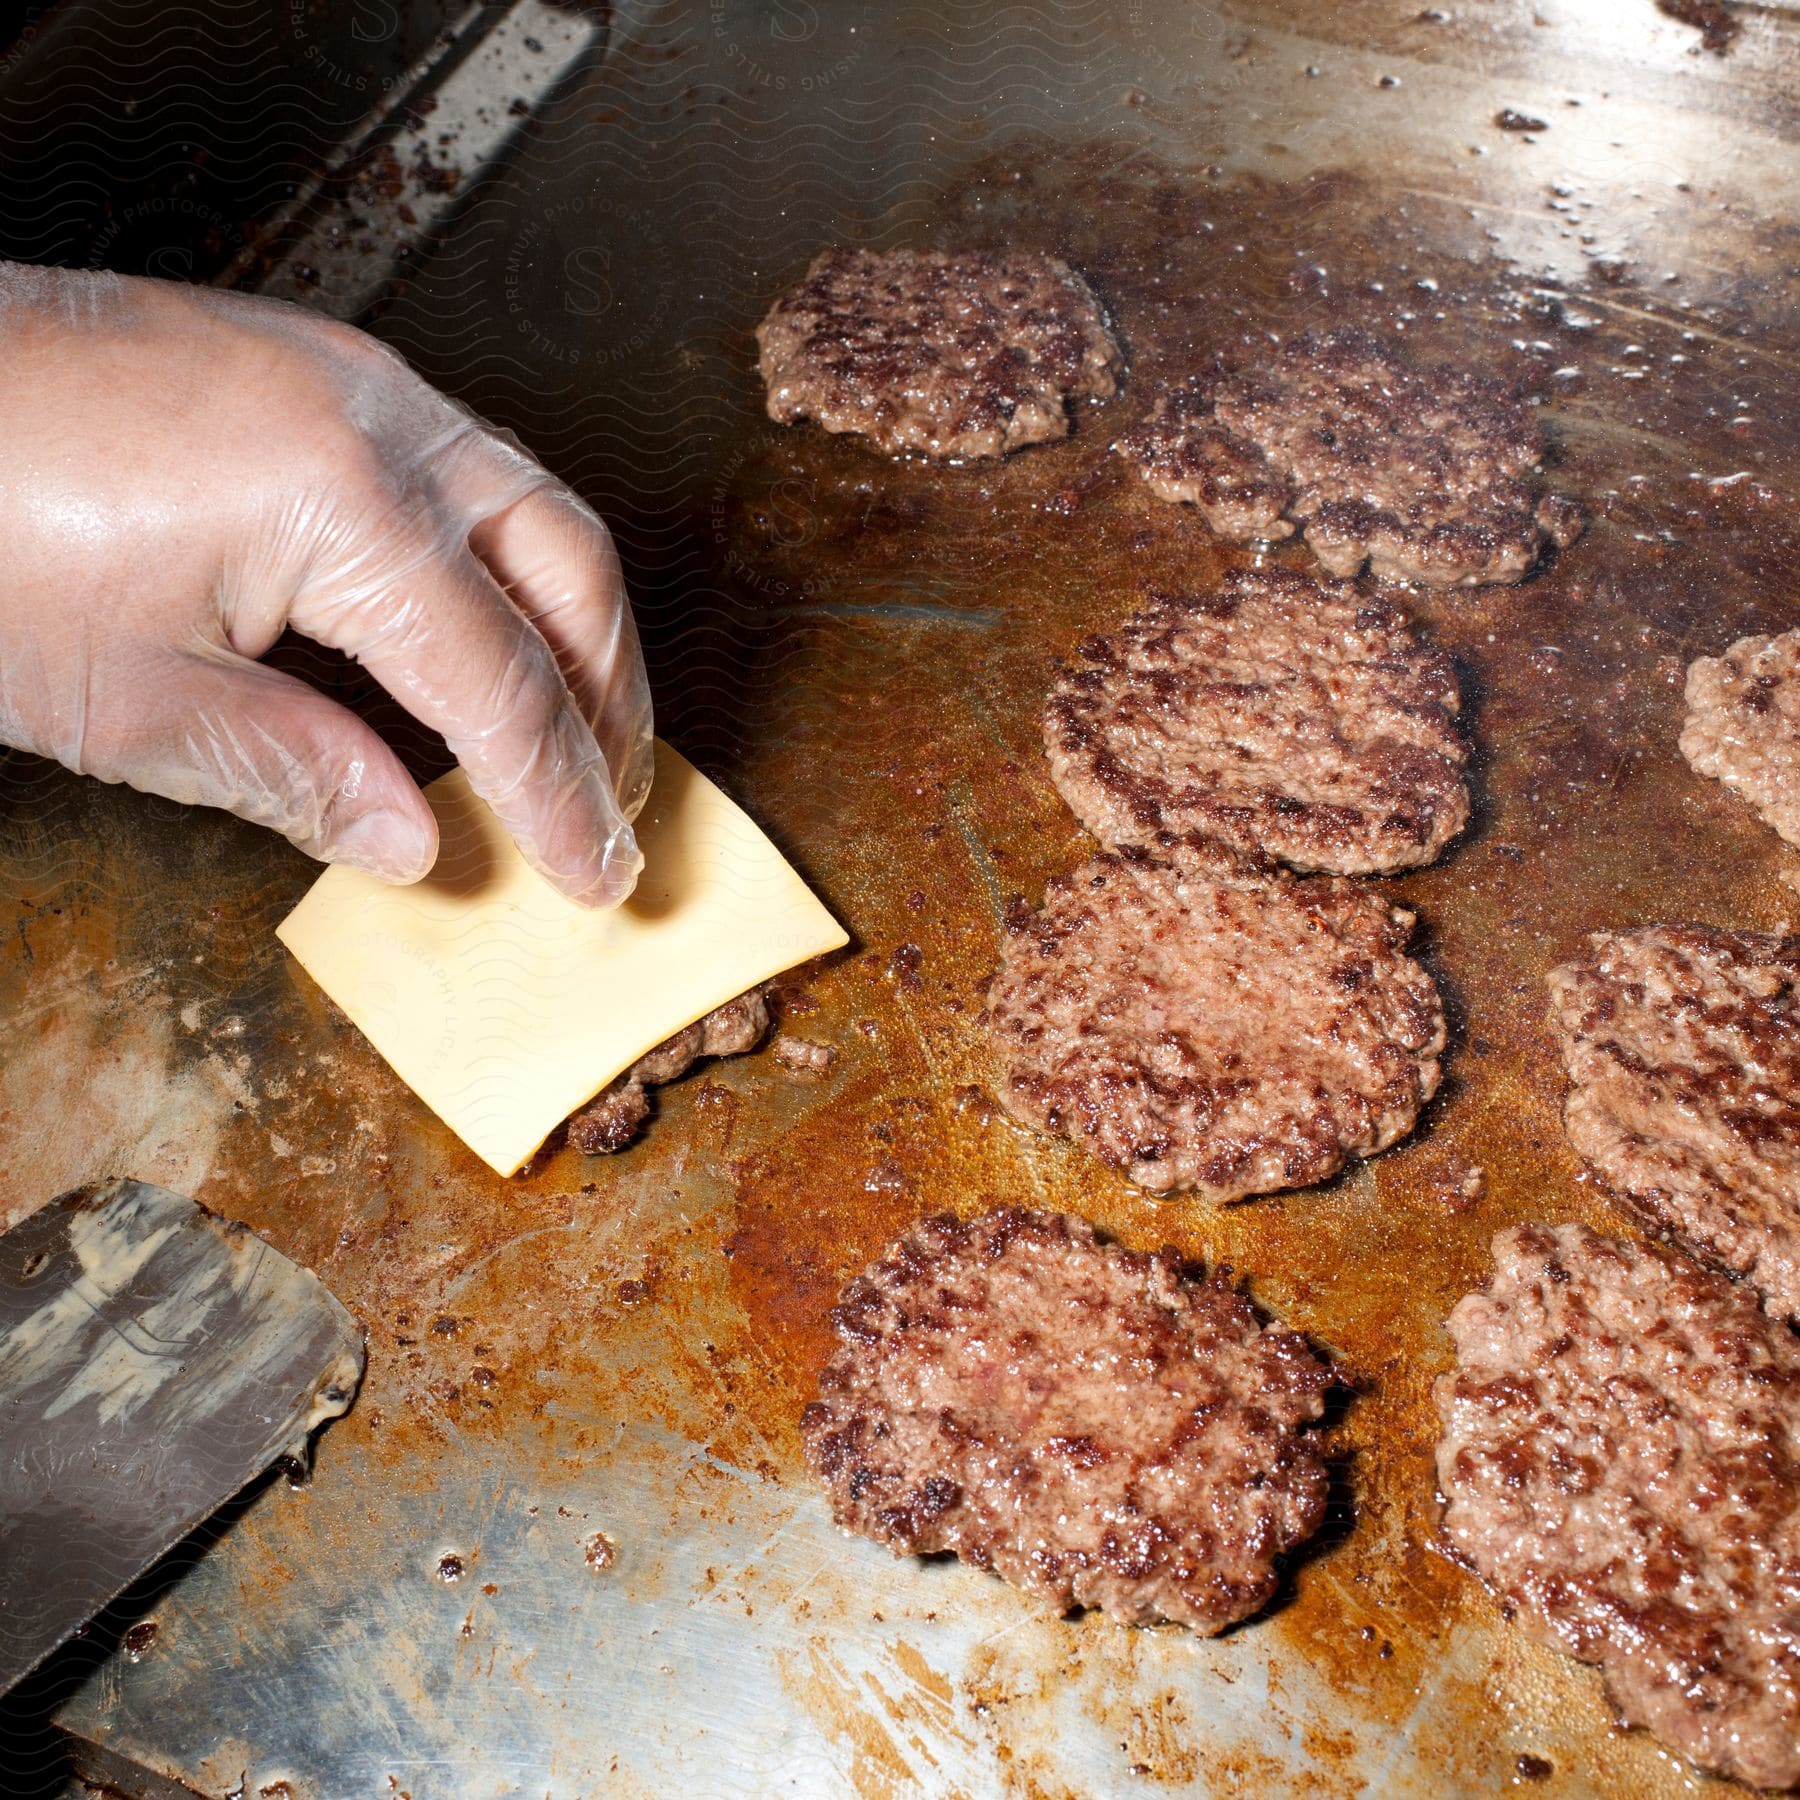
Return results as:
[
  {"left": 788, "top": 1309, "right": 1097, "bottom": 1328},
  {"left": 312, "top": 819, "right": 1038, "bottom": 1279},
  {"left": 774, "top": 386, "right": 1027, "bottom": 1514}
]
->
[{"left": 8, "top": 2, "right": 1800, "bottom": 1794}]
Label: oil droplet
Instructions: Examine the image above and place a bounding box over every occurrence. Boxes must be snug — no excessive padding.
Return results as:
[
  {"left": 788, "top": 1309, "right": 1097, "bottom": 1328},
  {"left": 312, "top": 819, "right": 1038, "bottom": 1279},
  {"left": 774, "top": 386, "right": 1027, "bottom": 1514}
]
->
[
  {"left": 586, "top": 1532, "right": 617, "bottom": 1573},
  {"left": 436, "top": 1553, "right": 463, "bottom": 1583},
  {"left": 122, "top": 1619, "right": 159, "bottom": 1661}
]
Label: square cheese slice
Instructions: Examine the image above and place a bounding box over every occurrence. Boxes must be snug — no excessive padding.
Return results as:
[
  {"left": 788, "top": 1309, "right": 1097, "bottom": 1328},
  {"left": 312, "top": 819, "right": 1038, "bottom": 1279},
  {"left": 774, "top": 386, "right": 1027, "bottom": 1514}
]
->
[{"left": 276, "top": 740, "right": 847, "bottom": 1176}]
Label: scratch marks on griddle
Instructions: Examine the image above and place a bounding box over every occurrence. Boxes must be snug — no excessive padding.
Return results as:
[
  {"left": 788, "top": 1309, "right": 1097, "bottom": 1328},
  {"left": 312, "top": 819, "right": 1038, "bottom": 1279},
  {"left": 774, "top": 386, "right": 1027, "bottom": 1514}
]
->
[
  {"left": 1552, "top": 407, "right": 1708, "bottom": 467},
  {"left": 1396, "top": 188, "right": 1588, "bottom": 229},
  {"left": 972, "top": 1608, "right": 1041, "bottom": 1654},
  {"left": 776, "top": 600, "right": 1002, "bottom": 632},
  {"left": 881, "top": 969, "right": 946, "bottom": 1097},
  {"left": 1356, "top": 1629, "right": 1480, "bottom": 1797},
  {"left": 947, "top": 777, "right": 1006, "bottom": 931},
  {"left": 685, "top": 1332, "right": 782, "bottom": 1467},
  {"left": 1552, "top": 287, "right": 1800, "bottom": 368},
  {"left": 436, "top": 1221, "right": 588, "bottom": 1302}
]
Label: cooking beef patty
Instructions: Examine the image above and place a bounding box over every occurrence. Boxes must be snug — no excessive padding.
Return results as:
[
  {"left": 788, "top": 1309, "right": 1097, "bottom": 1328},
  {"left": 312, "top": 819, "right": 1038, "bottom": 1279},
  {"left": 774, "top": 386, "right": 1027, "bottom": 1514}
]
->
[
  {"left": 801, "top": 1207, "right": 1332, "bottom": 1631},
  {"left": 1546, "top": 926, "right": 1800, "bottom": 1319},
  {"left": 755, "top": 248, "right": 1123, "bottom": 460},
  {"left": 567, "top": 988, "right": 769, "bottom": 1154},
  {"left": 1680, "top": 627, "right": 1800, "bottom": 847},
  {"left": 1658, "top": 0, "right": 1740, "bottom": 54},
  {"left": 1045, "top": 569, "right": 1469, "bottom": 874},
  {"left": 1117, "top": 329, "right": 1583, "bottom": 587},
  {"left": 1435, "top": 1222, "right": 1800, "bottom": 1791},
  {"left": 987, "top": 839, "right": 1445, "bottom": 1198}
]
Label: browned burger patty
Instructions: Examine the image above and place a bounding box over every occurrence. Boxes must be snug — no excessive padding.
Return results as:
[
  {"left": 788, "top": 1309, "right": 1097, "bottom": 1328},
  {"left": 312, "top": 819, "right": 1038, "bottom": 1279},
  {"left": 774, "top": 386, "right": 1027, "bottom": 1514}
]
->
[
  {"left": 1435, "top": 1222, "right": 1800, "bottom": 1791},
  {"left": 755, "top": 248, "right": 1123, "bottom": 460},
  {"left": 987, "top": 839, "right": 1445, "bottom": 1198},
  {"left": 1658, "top": 0, "right": 1740, "bottom": 54},
  {"left": 1045, "top": 569, "right": 1469, "bottom": 874},
  {"left": 1117, "top": 329, "right": 1583, "bottom": 588},
  {"left": 1680, "top": 627, "right": 1800, "bottom": 847},
  {"left": 1546, "top": 926, "right": 1800, "bottom": 1320},
  {"left": 801, "top": 1207, "right": 1332, "bottom": 1631},
  {"left": 568, "top": 988, "right": 769, "bottom": 1154}
]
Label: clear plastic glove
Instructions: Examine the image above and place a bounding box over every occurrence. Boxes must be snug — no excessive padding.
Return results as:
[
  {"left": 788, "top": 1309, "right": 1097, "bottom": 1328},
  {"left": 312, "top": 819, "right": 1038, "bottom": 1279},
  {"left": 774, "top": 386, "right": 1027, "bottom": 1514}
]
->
[{"left": 0, "top": 262, "right": 652, "bottom": 905}]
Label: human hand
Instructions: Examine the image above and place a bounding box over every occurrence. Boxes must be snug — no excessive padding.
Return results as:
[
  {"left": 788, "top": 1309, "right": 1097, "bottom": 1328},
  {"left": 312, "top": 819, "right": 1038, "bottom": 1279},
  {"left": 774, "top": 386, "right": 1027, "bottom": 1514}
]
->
[{"left": 0, "top": 262, "right": 651, "bottom": 905}]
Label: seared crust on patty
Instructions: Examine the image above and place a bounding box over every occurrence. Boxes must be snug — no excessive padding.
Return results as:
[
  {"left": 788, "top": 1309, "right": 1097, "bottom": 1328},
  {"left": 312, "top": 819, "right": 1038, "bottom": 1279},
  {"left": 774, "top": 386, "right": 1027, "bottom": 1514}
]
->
[
  {"left": 1546, "top": 926, "right": 1800, "bottom": 1320},
  {"left": 1435, "top": 1222, "right": 1800, "bottom": 1791},
  {"left": 756, "top": 248, "right": 1123, "bottom": 461},
  {"left": 567, "top": 989, "right": 770, "bottom": 1155},
  {"left": 1118, "top": 329, "right": 1582, "bottom": 588},
  {"left": 1045, "top": 569, "right": 1470, "bottom": 874},
  {"left": 802, "top": 1206, "right": 1332, "bottom": 1632},
  {"left": 987, "top": 839, "right": 1445, "bottom": 1198},
  {"left": 1681, "top": 627, "right": 1800, "bottom": 847}
]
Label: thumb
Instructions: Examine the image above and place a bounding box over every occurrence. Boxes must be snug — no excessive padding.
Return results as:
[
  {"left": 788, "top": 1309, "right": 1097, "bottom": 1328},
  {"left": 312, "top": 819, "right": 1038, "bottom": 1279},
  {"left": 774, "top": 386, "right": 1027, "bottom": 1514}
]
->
[{"left": 86, "top": 651, "right": 439, "bottom": 882}]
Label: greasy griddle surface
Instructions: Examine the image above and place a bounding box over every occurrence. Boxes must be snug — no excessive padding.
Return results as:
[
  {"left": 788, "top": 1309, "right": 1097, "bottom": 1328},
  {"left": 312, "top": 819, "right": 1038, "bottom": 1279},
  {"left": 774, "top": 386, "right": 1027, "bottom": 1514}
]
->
[
  {"left": 717, "top": 150, "right": 1800, "bottom": 1781},
  {"left": 9, "top": 24, "right": 1800, "bottom": 1796}
]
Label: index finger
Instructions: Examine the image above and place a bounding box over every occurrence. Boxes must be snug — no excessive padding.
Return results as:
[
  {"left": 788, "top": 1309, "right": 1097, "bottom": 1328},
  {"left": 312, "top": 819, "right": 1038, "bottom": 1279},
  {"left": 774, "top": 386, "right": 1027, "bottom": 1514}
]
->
[
  {"left": 293, "top": 534, "right": 642, "bottom": 907},
  {"left": 467, "top": 484, "right": 653, "bottom": 828}
]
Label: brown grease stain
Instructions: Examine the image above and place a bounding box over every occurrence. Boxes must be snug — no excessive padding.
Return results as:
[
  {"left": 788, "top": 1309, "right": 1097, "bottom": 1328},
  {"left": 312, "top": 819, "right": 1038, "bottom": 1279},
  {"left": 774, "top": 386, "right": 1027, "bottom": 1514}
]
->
[{"left": 889, "top": 1639, "right": 956, "bottom": 1715}]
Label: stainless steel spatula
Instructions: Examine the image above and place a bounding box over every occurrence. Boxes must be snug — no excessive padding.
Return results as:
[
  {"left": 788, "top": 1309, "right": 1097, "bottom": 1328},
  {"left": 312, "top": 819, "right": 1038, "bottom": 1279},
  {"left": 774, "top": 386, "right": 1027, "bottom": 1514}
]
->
[{"left": 0, "top": 1178, "right": 362, "bottom": 1692}]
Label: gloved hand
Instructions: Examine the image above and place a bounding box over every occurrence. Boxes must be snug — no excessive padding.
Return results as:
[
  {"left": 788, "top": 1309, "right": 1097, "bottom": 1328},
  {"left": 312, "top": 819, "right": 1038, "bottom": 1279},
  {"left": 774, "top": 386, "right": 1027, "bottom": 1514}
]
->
[{"left": 0, "top": 262, "right": 652, "bottom": 905}]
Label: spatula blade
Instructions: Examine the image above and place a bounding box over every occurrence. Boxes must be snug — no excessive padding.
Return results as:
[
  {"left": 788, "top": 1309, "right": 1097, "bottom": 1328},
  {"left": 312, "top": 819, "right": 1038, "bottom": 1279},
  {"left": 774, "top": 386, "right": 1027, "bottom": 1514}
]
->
[{"left": 0, "top": 1178, "right": 362, "bottom": 1693}]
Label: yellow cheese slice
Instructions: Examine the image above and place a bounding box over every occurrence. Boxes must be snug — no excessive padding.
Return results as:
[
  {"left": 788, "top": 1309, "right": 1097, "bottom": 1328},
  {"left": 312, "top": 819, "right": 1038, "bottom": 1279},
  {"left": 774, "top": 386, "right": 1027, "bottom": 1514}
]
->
[{"left": 276, "top": 740, "right": 847, "bottom": 1176}]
